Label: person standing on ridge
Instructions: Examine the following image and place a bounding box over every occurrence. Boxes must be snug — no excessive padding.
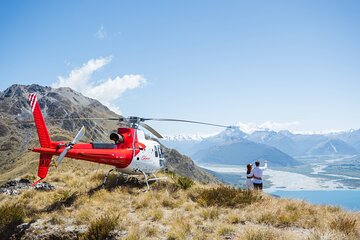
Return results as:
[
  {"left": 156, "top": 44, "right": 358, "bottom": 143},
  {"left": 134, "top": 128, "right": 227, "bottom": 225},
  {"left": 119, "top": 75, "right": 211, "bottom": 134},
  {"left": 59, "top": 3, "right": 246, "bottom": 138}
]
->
[
  {"left": 252, "top": 160, "right": 268, "bottom": 190},
  {"left": 246, "top": 163, "right": 254, "bottom": 190}
]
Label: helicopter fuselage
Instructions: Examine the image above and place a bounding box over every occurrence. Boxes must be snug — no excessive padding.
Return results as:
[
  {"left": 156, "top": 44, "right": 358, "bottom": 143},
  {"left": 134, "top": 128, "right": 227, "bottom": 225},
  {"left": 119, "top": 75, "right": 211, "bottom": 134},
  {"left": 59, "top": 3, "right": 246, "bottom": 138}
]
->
[{"left": 32, "top": 128, "right": 164, "bottom": 175}]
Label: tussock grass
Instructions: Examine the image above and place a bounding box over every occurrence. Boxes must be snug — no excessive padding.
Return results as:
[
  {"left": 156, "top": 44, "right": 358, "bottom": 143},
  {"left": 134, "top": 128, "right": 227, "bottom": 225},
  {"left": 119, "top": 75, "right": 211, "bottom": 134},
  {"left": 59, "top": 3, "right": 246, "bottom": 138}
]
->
[
  {"left": 0, "top": 204, "right": 25, "bottom": 239},
  {"left": 227, "top": 213, "right": 244, "bottom": 224},
  {"left": 161, "top": 197, "right": 179, "bottom": 209},
  {"left": 330, "top": 214, "right": 358, "bottom": 236},
  {"left": 191, "top": 185, "right": 262, "bottom": 208},
  {"left": 144, "top": 224, "right": 158, "bottom": 237},
  {"left": 244, "top": 198, "right": 322, "bottom": 229},
  {"left": 167, "top": 215, "right": 192, "bottom": 240},
  {"left": 153, "top": 172, "right": 194, "bottom": 192},
  {"left": 47, "top": 189, "right": 78, "bottom": 211},
  {"left": 1, "top": 167, "right": 360, "bottom": 239},
  {"left": 49, "top": 213, "right": 64, "bottom": 225},
  {"left": 241, "top": 226, "right": 286, "bottom": 240},
  {"left": 80, "top": 214, "right": 119, "bottom": 240},
  {"left": 125, "top": 226, "right": 141, "bottom": 240},
  {"left": 216, "top": 224, "right": 235, "bottom": 237},
  {"left": 200, "top": 207, "right": 219, "bottom": 220},
  {"left": 146, "top": 207, "right": 163, "bottom": 222}
]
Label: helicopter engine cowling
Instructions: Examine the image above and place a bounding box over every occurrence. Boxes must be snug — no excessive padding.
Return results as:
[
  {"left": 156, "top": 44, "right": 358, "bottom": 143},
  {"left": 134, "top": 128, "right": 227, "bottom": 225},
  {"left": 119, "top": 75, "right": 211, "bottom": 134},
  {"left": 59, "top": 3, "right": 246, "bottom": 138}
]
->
[{"left": 110, "top": 133, "right": 124, "bottom": 143}]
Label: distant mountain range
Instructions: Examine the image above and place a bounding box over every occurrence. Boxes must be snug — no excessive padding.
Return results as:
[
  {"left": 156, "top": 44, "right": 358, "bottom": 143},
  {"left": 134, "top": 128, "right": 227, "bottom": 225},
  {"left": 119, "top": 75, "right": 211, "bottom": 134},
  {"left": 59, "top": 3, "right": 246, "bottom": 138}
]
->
[{"left": 161, "top": 125, "right": 360, "bottom": 167}]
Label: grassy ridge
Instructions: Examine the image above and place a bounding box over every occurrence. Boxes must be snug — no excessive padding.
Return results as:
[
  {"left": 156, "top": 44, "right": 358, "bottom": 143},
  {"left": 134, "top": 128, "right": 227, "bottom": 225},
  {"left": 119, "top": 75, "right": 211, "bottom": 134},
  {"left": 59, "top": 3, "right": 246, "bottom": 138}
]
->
[{"left": 0, "top": 169, "right": 359, "bottom": 239}]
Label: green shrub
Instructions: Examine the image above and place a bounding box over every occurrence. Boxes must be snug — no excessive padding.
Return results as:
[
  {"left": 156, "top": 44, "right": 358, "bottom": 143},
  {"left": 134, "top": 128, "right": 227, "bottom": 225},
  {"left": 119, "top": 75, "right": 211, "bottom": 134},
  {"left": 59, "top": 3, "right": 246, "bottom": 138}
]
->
[
  {"left": 80, "top": 214, "right": 119, "bottom": 240},
  {"left": 0, "top": 204, "right": 25, "bottom": 239},
  {"left": 154, "top": 172, "right": 194, "bottom": 192},
  {"left": 175, "top": 176, "right": 194, "bottom": 190},
  {"left": 193, "top": 185, "right": 261, "bottom": 208},
  {"left": 171, "top": 174, "right": 194, "bottom": 190},
  {"left": 153, "top": 179, "right": 179, "bottom": 193}
]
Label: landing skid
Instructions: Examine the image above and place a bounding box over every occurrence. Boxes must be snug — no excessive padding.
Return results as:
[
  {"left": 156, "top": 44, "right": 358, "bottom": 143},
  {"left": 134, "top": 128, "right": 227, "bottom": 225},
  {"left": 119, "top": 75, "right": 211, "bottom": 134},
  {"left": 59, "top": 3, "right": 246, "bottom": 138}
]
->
[
  {"left": 102, "top": 168, "right": 167, "bottom": 190},
  {"left": 139, "top": 171, "right": 168, "bottom": 190}
]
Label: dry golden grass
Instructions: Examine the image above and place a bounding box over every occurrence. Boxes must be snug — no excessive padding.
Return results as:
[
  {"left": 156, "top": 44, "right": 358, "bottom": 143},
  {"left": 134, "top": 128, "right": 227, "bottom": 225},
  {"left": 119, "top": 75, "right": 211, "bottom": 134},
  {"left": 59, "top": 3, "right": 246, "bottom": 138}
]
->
[
  {"left": 200, "top": 207, "right": 220, "bottom": 220},
  {"left": 79, "top": 213, "right": 119, "bottom": 240},
  {"left": 239, "top": 225, "right": 293, "bottom": 240},
  {"left": 0, "top": 167, "right": 359, "bottom": 239},
  {"left": 166, "top": 214, "right": 192, "bottom": 240}
]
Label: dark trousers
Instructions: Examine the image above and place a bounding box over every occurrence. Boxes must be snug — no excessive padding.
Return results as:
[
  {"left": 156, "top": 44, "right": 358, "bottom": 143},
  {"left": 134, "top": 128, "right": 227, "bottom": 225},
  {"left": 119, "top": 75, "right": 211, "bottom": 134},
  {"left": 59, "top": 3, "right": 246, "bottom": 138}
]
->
[{"left": 253, "top": 183, "right": 263, "bottom": 190}]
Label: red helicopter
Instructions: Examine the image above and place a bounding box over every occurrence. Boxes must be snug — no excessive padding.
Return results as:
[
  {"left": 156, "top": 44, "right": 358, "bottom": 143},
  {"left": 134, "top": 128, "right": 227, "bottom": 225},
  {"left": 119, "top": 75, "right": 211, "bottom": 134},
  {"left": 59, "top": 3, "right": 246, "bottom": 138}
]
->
[{"left": 28, "top": 94, "right": 229, "bottom": 189}]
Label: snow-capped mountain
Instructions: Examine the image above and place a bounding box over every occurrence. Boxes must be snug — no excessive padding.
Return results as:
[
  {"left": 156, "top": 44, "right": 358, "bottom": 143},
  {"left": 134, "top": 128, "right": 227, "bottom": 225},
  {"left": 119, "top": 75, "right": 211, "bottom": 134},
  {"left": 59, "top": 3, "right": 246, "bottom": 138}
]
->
[
  {"left": 248, "top": 130, "right": 360, "bottom": 156},
  {"left": 160, "top": 135, "right": 204, "bottom": 155},
  {"left": 160, "top": 127, "right": 247, "bottom": 156},
  {"left": 334, "top": 129, "right": 360, "bottom": 152},
  {"left": 308, "top": 139, "right": 358, "bottom": 155},
  {"left": 161, "top": 125, "right": 360, "bottom": 167},
  {"left": 192, "top": 137, "right": 299, "bottom": 167},
  {"left": 161, "top": 127, "right": 300, "bottom": 166},
  {"left": 246, "top": 130, "right": 297, "bottom": 155}
]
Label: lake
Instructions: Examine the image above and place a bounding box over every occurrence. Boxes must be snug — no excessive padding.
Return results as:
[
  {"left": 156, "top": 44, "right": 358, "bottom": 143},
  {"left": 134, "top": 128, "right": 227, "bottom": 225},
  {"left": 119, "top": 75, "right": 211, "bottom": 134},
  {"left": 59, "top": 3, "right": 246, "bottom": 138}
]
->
[
  {"left": 200, "top": 164, "right": 360, "bottom": 211},
  {"left": 268, "top": 190, "right": 360, "bottom": 211}
]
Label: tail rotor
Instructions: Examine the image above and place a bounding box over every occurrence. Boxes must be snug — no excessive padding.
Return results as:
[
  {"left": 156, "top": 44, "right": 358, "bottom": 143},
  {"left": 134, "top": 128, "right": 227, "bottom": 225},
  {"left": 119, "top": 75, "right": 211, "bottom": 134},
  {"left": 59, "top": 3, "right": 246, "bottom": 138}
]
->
[{"left": 57, "top": 126, "right": 86, "bottom": 166}]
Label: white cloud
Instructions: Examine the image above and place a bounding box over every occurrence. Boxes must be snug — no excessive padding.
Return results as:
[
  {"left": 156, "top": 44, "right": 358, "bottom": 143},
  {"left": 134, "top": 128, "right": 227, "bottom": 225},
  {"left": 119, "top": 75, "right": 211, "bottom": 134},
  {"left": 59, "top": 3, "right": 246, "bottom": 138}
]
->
[
  {"left": 95, "top": 24, "right": 107, "bottom": 39},
  {"left": 52, "top": 57, "right": 146, "bottom": 114},
  {"left": 54, "top": 57, "right": 111, "bottom": 90},
  {"left": 86, "top": 75, "right": 145, "bottom": 103}
]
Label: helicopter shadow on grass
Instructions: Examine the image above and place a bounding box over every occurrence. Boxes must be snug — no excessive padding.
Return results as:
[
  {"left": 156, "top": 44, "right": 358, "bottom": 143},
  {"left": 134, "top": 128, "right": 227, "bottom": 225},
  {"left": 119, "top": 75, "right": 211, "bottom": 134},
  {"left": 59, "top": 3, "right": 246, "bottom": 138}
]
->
[
  {"left": 44, "top": 174, "right": 151, "bottom": 212},
  {"left": 87, "top": 173, "right": 150, "bottom": 196},
  {"left": 45, "top": 191, "right": 79, "bottom": 212}
]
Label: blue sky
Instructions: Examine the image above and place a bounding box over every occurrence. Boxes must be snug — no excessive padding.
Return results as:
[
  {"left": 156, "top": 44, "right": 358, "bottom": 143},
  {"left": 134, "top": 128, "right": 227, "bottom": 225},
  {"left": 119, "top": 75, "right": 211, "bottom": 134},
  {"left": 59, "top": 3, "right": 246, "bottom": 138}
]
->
[{"left": 1, "top": 1, "right": 360, "bottom": 135}]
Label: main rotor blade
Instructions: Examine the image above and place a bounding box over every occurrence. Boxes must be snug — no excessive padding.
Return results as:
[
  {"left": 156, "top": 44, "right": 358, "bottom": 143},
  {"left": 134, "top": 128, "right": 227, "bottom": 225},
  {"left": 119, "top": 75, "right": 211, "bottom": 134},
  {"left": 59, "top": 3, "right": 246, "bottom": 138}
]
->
[
  {"left": 46, "top": 117, "right": 119, "bottom": 121},
  {"left": 71, "top": 126, "right": 86, "bottom": 144},
  {"left": 143, "top": 118, "right": 230, "bottom": 128},
  {"left": 140, "top": 123, "right": 163, "bottom": 138},
  {"left": 57, "top": 146, "right": 71, "bottom": 166}
]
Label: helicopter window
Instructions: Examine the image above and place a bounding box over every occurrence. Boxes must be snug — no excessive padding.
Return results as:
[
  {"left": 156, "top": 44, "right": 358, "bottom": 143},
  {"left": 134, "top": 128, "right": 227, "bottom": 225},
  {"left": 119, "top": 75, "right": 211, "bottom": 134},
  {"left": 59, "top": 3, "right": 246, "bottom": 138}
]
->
[
  {"left": 159, "top": 159, "right": 164, "bottom": 168},
  {"left": 159, "top": 147, "right": 163, "bottom": 158},
  {"left": 154, "top": 146, "right": 159, "bottom": 158}
]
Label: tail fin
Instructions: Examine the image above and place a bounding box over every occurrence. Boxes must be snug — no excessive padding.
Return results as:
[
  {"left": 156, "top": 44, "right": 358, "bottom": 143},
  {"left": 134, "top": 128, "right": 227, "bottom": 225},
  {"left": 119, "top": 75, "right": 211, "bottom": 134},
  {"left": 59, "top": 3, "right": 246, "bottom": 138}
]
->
[
  {"left": 38, "top": 153, "right": 53, "bottom": 179},
  {"left": 31, "top": 153, "right": 53, "bottom": 186},
  {"left": 28, "top": 94, "right": 51, "bottom": 148}
]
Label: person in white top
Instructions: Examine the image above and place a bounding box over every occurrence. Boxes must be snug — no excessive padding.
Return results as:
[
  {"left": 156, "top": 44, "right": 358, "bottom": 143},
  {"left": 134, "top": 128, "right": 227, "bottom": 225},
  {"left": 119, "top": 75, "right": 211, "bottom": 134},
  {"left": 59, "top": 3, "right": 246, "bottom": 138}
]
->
[
  {"left": 246, "top": 164, "right": 254, "bottom": 190},
  {"left": 252, "top": 159, "right": 268, "bottom": 190}
]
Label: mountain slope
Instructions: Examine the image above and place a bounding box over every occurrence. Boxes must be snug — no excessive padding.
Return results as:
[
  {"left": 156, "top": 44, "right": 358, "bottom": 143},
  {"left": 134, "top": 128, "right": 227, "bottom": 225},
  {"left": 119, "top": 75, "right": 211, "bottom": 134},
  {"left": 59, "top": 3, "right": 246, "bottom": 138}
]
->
[
  {"left": 246, "top": 130, "right": 298, "bottom": 156},
  {"left": 335, "top": 129, "right": 360, "bottom": 152},
  {"left": 309, "top": 139, "right": 358, "bottom": 155},
  {"left": 192, "top": 138, "right": 300, "bottom": 167}
]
